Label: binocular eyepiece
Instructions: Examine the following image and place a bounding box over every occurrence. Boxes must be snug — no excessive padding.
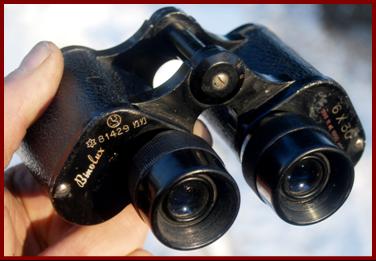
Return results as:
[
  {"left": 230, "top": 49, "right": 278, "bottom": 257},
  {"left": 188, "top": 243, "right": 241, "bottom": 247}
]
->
[
  {"left": 241, "top": 112, "right": 354, "bottom": 225},
  {"left": 20, "top": 7, "right": 365, "bottom": 250},
  {"left": 129, "top": 130, "right": 239, "bottom": 249}
]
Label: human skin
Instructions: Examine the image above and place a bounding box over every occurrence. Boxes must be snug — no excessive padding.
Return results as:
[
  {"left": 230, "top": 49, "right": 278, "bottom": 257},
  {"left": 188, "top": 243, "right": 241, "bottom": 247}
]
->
[{"left": 4, "top": 42, "right": 151, "bottom": 256}]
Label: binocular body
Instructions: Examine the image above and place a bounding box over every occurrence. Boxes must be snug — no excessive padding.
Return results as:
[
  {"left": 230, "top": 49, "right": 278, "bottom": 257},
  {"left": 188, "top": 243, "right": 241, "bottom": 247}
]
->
[{"left": 20, "top": 7, "right": 365, "bottom": 250}]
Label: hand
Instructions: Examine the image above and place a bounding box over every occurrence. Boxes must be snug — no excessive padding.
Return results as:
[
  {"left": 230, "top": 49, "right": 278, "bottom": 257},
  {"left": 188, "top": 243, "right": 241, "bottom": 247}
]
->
[{"left": 4, "top": 42, "right": 151, "bottom": 256}]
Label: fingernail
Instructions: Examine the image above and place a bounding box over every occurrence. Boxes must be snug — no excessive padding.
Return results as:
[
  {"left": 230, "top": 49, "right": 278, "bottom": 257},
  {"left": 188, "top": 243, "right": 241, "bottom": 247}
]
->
[{"left": 19, "top": 41, "right": 53, "bottom": 73}]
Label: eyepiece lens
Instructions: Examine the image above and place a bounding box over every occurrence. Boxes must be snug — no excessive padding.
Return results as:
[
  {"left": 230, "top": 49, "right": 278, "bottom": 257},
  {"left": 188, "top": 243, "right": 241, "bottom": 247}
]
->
[
  {"left": 165, "top": 178, "right": 214, "bottom": 222},
  {"left": 284, "top": 155, "right": 328, "bottom": 199}
]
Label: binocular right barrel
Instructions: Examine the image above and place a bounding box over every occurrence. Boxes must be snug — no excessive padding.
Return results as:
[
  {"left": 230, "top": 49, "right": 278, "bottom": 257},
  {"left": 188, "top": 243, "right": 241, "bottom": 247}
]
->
[{"left": 241, "top": 112, "right": 354, "bottom": 225}]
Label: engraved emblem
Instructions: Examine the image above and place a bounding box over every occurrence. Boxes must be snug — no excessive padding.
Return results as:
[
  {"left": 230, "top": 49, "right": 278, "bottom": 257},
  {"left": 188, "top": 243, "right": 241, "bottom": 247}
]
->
[
  {"left": 86, "top": 138, "right": 97, "bottom": 149},
  {"left": 107, "top": 114, "right": 122, "bottom": 128}
]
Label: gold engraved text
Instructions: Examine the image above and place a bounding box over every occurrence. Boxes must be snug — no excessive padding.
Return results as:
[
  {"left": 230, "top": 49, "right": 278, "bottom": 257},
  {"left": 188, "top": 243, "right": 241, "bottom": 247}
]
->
[{"left": 74, "top": 148, "right": 105, "bottom": 188}]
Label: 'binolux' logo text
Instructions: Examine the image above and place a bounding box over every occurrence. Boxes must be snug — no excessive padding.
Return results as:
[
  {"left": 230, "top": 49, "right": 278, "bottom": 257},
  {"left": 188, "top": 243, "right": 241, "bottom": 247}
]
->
[{"left": 74, "top": 148, "right": 105, "bottom": 188}]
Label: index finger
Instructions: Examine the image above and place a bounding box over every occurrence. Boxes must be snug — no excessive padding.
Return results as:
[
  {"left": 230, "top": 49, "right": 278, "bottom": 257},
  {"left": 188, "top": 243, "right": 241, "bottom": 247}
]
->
[{"left": 4, "top": 42, "right": 64, "bottom": 168}]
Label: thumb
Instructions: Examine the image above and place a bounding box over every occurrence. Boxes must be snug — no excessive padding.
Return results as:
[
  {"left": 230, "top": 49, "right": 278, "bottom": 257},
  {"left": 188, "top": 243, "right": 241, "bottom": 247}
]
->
[{"left": 4, "top": 41, "right": 64, "bottom": 168}]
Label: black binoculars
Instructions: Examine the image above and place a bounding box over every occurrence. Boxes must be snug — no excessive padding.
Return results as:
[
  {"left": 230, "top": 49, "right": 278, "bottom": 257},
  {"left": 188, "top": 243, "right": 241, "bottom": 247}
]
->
[{"left": 20, "top": 7, "right": 365, "bottom": 250}]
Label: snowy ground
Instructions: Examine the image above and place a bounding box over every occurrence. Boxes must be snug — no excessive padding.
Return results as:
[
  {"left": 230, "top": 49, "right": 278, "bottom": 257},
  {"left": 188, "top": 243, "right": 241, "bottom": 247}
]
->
[{"left": 4, "top": 4, "right": 372, "bottom": 256}]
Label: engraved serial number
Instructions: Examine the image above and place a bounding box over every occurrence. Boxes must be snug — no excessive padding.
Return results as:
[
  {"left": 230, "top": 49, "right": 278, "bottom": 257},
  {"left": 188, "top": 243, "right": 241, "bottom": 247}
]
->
[
  {"left": 98, "top": 124, "right": 130, "bottom": 143},
  {"left": 85, "top": 116, "right": 148, "bottom": 149}
]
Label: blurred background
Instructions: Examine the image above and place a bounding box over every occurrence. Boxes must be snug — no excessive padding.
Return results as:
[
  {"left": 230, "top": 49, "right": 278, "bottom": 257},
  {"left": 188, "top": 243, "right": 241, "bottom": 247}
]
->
[{"left": 4, "top": 4, "right": 372, "bottom": 256}]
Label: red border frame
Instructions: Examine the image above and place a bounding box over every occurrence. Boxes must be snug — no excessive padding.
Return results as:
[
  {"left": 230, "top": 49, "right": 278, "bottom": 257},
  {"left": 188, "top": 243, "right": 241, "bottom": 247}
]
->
[
  {"left": 1, "top": 1, "right": 375, "bottom": 4},
  {"left": 1, "top": 2, "right": 374, "bottom": 259}
]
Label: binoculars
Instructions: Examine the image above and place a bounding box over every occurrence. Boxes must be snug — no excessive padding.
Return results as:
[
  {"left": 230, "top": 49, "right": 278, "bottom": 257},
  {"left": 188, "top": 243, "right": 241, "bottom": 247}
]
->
[{"left": 20, "top": 7, "right": 365, "bottom": 250}]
